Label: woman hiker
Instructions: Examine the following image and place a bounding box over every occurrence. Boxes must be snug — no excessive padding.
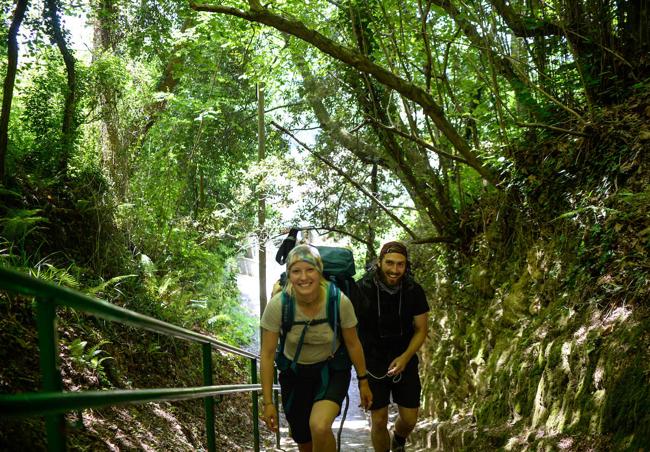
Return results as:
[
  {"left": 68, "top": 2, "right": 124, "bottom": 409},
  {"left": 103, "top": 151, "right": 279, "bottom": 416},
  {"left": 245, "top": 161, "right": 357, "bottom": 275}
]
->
[{"left": 260, "top": 244, "right": 373, "bottom": 452}]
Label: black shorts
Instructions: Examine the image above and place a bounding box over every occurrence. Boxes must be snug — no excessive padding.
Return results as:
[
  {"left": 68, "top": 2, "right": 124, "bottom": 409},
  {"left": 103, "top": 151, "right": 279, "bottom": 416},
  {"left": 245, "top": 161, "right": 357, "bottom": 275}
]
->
[
  {"left": 279, "top": 362, "right": 351, "bottom": 444},
  {"left": 368, "top": 358, "right": 421, "bottom": 410}
]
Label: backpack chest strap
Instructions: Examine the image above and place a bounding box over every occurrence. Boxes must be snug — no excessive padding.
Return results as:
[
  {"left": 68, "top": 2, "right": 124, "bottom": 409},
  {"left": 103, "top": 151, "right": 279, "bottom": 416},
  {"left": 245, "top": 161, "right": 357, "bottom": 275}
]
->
[
  {"left": 288, "top": 317, "right": 330, "bottom": 370},
  {"left": 291, "top": 318, "right": 329, "bottom": 327}
]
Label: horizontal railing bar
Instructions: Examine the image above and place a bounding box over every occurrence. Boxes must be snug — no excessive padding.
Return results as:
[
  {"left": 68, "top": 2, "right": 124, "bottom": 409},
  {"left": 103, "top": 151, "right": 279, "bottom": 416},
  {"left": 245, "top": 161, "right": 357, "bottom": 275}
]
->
[
  {"left": 0, "top": 267, "right": 257, "bottom": 360},
  {"left": 0, "top": 383, "right": 280, "bottom": 418}
]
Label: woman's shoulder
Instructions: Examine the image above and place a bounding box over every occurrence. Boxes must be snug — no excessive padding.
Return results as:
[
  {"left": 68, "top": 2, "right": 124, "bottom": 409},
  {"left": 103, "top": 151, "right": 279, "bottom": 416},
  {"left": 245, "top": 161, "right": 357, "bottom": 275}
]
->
[
  {"left": 266, "top": 291, "right": 286, "bottom": 312},
  {"left": 260, "top": 290, "right": 286, "bottom": 331},
  {"left": 338, "top": 290, "right": 352, "bottom": 305}
]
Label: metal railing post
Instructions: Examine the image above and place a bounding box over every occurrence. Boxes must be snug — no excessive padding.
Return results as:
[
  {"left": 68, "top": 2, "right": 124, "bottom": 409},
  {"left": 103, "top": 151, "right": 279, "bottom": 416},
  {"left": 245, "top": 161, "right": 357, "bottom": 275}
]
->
[
  {"left": 251, "top": 357, "right": 260, "bottom": 452},
  {"left": 36, "top": 298, "right": 66, "bottom": 452},
  {"left": 202, "top": 343, "right": 216, "bottom": 452},
  {"left": 274, "top": 368, "right": 280, "bottom": 448}
]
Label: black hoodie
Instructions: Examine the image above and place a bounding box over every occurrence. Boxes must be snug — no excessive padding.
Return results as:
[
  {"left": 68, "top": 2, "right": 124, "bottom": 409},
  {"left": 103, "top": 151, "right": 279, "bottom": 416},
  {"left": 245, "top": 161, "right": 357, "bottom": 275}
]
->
[{"left": 355, "top": 268, "right": 429, "bottom": 368}]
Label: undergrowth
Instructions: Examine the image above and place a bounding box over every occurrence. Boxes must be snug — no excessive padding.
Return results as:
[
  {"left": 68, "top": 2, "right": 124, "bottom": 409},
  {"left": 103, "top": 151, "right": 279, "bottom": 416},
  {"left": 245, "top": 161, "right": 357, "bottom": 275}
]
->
[{"left": 0, "top": 168, "right": 263, "bottom": 450}]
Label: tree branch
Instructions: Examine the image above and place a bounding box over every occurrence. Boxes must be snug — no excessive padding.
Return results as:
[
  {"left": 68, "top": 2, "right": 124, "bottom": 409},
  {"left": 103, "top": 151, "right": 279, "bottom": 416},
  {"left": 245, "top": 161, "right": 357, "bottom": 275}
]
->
[
  {"left": 430, "top": 0, "right": 543, "bottom": 121},
  {"left": 489, "top": 0, "right": 562, "bottom": 37},
  {"left": 0, "top": 0, "right": 28, "bottom": 183},
  {"left": 516, "top": 122, "right": 589, "bottom": 137},
  {"left": 45, "top": 0, "right": 77, "bottom": 170},
  {"left": 306, "top": 225, "right": 376, "bottom": 249},
  {"left": 369, "top": 117, "right": 469, "bottom": 164},
  {"left": 291, "top": 45, "right": 452, "bottom": 232},
  {"left": 246, "top": 101, "right": 305, "bottom": 119},
  {"left": 273, "top": 224, "right": 375, "bottom": 249},
  {"left": 408, "top": 236, "right": 454, "bottom": 244},
  {"left": 271, "top": 120, "right": 418, "bottom": 240},
  {"left": 190, "top": 1, "right": 497, "bottom": 185}
]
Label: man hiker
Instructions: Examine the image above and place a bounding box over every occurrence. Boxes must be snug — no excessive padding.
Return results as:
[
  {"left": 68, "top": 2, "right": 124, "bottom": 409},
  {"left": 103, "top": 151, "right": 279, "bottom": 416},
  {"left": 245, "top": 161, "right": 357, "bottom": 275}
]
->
[{"left": 356, "top": 241, "right": 430, "bottom": 452}]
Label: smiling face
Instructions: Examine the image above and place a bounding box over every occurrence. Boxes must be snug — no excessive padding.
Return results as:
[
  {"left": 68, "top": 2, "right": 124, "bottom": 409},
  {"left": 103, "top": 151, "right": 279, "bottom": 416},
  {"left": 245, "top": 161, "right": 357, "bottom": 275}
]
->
[
  {"left": 288, "top": 261, "right": 321, "bottom": 301},
  {"left": 379, "top": 252, "right": 407, "bottom": 286}
]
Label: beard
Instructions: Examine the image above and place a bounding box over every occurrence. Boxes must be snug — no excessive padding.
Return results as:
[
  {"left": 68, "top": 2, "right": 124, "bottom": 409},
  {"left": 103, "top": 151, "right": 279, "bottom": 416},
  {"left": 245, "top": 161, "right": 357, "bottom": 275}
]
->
[{"left": 379, "top": 268, "right": 402, "bottom": 287}]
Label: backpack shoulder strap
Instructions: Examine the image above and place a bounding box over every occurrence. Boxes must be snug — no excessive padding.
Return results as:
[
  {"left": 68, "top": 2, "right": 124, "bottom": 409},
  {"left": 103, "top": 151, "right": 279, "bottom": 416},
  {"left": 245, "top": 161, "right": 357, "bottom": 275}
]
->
[
  {"left": 281, "top": 290, "right": 294, "bottom": 332},
  {"left": 326, "top": 284, "right": 341, "bottom": 356},
  {"left": 279, "top": 290, "right": 294, "bottom": 354}
]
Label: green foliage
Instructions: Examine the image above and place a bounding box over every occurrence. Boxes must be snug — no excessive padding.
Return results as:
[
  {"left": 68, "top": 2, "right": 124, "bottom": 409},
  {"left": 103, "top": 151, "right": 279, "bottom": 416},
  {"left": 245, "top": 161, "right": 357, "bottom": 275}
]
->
[
  {"left": 114, "top": 198, "right": 255, "bottom": 344},
  {"left": 122, "top": 0, "right": 188, "bottom": 61},
  {"left": 0, "top": 208, "right": 48, "bottom": 243},
  {"left": 162, "top": 237, "right": 254, "bottom": 344},
  {"left": 12, "top": 47, "right": 76, "bottom": 177},
  {"left": 291, "top": 143, "right": 411, "bottom": 251},
  {"left": 3, "top": 1, "right": 648, "bottom": 449},
  {"left": 85, "top": 52, "right": 130, "bottom": 110},
  {"left": 30, "top": 263, "right": 81, "bottom": 290},
  {"left": 602, "top": 327, "right": 650, "bottom": 448},
  {"left": 87, "top": 274, "right": 138, "bottom": 296},
  {"left": 67, "top": 338, "right": 113, "bottom": 385}
]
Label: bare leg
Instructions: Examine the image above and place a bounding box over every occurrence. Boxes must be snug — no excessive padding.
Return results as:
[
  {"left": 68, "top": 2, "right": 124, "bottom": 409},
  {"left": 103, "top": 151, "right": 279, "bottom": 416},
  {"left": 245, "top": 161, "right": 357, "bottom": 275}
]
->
[
  {"left": 297, "top": 442, "right": 313, "bottom": 452},
  {"left": 309, "top": 399, "right": 340, "bottom": 452},
  {"left": 394, "top": 405, "right": 418, "bottom": 441},
  {"left": 370, "top": 406, "right": 390, "bottom": 451}
]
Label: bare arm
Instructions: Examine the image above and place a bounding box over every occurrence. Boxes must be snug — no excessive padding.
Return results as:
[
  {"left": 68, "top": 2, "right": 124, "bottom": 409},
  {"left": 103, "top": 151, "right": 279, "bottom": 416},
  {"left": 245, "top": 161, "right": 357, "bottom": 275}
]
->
[
  {"left": 260, "top": 328, "right": 280, "bottom": 431},
  {"left": 342, "top": 326, "right": 373, "bottom": 409}
]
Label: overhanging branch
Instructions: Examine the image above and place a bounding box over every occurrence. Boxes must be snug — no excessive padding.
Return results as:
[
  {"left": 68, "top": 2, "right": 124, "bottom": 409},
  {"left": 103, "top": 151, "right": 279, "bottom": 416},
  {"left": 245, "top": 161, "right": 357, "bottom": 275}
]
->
[
  {"left": 408, "top": 236, "right": 454, "bottom": 244},
  {"left": 516, "top": 122, "right": 589, "bottom": 137},
  {"left": 369, "top": 118, "right": 469, "bottom": 165},
  {"left": 190, "top": 1, "right": 498, "bottom": 185},
  {"left": 271, "top": 121, "right": 418, "bottom": 240}
]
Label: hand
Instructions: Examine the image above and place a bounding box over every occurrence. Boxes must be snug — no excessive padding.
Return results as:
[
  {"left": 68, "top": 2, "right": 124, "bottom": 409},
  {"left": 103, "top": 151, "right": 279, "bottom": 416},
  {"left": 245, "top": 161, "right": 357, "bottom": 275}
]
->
[
  {"left": 387, "top": 355, "right": 408, "bottom": 376},
  {"left": 358, "top": 380, "right": 373, "bottom": 410},
  {"left": 261, "top": 404, "right": 278, "bottom": 432}
]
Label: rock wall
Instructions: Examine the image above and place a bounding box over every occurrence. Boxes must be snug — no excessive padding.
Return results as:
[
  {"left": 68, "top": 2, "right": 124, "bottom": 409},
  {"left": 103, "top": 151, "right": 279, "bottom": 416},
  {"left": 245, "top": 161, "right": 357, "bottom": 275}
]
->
[{"left": 412, "top": 96, "right": 649, "bottom": 450}]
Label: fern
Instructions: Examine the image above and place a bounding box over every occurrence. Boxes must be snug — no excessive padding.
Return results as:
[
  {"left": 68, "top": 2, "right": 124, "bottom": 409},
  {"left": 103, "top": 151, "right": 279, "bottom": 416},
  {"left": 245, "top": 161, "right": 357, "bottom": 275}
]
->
[
  {"left": 30, "top": 263, "right": 81, "bottom": 289},
  {"left": 68, "top": 338, "right": 113, "bottom": 384},
  {"left": 87, "top": 274, "right": 137, "bottom": 295},
  {"left": 0, "top": 187, "right": 21, "bottom": 198},
  {"left": 0, "top": 209, "right": 48, "bottom": 241}
]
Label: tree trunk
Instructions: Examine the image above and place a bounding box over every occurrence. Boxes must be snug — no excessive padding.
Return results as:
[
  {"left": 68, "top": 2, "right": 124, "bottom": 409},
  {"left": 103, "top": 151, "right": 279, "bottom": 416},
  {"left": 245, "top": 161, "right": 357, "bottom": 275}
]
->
[
  {"left": 366, "top": 163, "right": 378, "bottom": 264},
  {"left": 93, "top": 0, "right": 128, "bottom": 199},
  {"left": 562, "top": 0, "right": 649, "bottom": 103},
  {"left": 618, "top": 0, "right": 650, "bottom": 76},
  {"left": 45, "top": 0, "right": 77, "bottom": 173},
  {"left": 257, "top": 82, "right": 267, "bottom": 316},
  {"left": 140, "top": 18, "right": 195, "bottom": 139},
  {"left": 0, "top": 0, "right": 29, "bottom": 184}
]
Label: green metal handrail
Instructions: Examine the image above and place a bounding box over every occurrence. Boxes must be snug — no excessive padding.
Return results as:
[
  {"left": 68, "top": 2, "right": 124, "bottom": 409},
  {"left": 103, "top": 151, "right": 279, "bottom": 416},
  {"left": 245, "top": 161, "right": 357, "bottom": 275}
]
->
[{"left": 0, "top": 266, "right": 272, "bottom": 452}]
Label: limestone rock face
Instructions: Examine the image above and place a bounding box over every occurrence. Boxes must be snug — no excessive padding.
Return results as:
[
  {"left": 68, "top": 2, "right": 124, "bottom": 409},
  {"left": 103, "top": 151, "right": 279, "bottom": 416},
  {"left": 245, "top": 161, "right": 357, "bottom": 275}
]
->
[{"left": 414, "top": 177, "right": 650, "bottom": 450}]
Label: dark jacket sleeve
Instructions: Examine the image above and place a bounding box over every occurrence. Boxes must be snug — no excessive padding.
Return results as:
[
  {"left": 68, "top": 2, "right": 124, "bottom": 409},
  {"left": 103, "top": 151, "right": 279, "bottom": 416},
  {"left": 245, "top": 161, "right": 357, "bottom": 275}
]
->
[{"left": 411, "top": 283, "right": 430, "bottom": 316}]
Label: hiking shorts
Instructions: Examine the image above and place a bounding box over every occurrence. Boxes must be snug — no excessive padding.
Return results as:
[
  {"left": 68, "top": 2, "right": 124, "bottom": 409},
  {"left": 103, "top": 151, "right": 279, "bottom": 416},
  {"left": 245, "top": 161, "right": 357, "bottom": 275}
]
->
[
  {"left": 278, "top": 362, "right": 351, "bottom": 444},
  {"left": 368, "top": 359, "right": 421, "bottom": 410}
]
